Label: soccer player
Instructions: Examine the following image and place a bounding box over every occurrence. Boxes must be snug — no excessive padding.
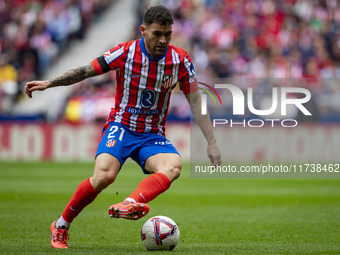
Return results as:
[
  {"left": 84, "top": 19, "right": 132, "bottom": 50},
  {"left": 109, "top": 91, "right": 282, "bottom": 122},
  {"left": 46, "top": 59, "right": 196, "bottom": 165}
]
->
[{"left": 25, "top": 6, "right": 221, "bottom": 249}]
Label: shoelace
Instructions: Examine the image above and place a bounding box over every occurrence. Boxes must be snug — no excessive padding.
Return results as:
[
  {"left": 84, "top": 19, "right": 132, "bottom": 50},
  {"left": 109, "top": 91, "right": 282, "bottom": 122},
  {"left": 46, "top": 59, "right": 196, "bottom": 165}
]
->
[{"left": 56, "top": 228, "right": 69, "bottom": 243}]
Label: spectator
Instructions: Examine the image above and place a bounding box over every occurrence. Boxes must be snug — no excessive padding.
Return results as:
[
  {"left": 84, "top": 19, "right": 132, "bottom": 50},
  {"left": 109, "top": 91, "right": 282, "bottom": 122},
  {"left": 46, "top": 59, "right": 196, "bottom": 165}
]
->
[
  {"left": 0, "top": 53, "right": 19, "bottom": 112},
  {"left": 0, "top": 0, "right": 112, "bottom": 114},
  {"left": 131, "top": 0, "right": 340, "bottom": 122},
  {"left": 30, "top": 19, "right": 58, "bottom": 75}
]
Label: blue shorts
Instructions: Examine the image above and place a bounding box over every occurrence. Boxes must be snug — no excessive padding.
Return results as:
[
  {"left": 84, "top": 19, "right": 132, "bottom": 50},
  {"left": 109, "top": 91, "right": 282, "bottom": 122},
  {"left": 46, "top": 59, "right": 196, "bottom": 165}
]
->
[{"left": 96, "top": 122, "right": 180, "bottom": 173}]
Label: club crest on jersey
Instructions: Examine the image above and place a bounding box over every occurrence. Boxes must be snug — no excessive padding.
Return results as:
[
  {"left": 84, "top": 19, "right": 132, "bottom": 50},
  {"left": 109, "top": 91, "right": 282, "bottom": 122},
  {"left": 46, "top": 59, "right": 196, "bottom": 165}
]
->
[
  {"left": 106, "top": 139, "right": 116, "bottom": 148},
  {"left": 162, "top": 74, "right": 173, "bottom": 89}
]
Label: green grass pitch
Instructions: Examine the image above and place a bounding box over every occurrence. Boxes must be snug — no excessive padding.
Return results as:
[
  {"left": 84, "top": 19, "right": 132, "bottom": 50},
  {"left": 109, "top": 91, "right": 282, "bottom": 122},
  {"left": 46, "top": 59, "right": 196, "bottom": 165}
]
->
[{"left": 0, "top": 161, "right": 339, "bottom": 254}]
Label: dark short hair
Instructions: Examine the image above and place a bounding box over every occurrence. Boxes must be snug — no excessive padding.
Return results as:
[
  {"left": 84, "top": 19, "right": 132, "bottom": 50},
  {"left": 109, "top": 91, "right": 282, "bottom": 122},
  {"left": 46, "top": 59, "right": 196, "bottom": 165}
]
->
[{"left": 143, "top": 6, "right": 174, "bottom": 27}]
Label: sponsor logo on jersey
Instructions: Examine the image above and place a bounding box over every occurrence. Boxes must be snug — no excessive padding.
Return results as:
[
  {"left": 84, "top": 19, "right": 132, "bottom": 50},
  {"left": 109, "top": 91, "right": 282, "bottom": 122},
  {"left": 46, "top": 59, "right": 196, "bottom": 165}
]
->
[
  {"left": 127, "top": 107, "right": 160, "bottom": 115},
  {"left": 106, "top": 139, "right": 116, "bottom": 147},
  {"left": 141, "top": 89, "right": 156, "bottom": 108},
  {"left": 162, "top": 74, "right": 173, "bottom": 89}
]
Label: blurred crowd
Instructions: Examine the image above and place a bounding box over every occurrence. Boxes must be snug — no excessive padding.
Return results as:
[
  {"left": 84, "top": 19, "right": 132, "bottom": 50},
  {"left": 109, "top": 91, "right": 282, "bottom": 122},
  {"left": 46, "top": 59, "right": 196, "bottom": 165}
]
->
[
  {"left": 153, "top": 0, "right": 340, "bottom": 80},
  {"left": 64, "top": 0, "right": 340, "bottom": 123},
  {"left": 138, "top": 0, "right": 340, "bottom": 121},
  {"left": 0, "top": 0, "right": 111, "bottom": 112},
  {"left": 2, "top": 0, "right": 340, "bottom": 122}
]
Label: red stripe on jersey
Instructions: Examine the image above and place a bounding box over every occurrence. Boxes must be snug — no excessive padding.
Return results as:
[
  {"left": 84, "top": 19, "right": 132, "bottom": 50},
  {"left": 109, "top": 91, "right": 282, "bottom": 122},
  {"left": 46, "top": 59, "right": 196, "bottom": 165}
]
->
[
  {"left": 148, "top": 52, "right": 175, "bottom": 134},
  {"left": 136, "top": 53, "right": 159, "bottom": 133},
  {"left": 109, "top": 41, "right": 136, "bottom": 126},
  {"left": 128, "top": 42, "right": 143, "bottom": 132},
  {"left": 93, "top": 38, "right": 197, "bottom": 136}
]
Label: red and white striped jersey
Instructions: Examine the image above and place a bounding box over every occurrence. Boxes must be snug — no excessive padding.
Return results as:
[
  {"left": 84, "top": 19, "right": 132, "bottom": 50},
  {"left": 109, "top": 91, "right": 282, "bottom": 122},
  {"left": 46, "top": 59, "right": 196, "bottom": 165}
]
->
[{"left": 91, "top": 37, "right": 198, "bottom": 136}]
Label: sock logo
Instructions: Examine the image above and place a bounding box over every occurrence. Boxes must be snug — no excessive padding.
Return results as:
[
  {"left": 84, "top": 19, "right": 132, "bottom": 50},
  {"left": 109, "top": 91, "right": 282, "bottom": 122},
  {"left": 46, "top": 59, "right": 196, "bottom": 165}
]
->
[
  {"left": 69, "top": 206, "right": 78, "bottom": 212},
  {"left": 139, "top": 193, "right": 146, "bottom": 202}
]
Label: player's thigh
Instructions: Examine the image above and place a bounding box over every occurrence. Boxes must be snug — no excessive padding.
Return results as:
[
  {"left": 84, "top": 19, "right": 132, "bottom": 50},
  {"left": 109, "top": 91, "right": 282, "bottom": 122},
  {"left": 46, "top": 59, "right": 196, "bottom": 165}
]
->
[
  {"left": 144, "top": 153, "right": 182, "bottom": 181},
  {"left": 91, "top": 153, "right": 121, "bottom": 191}
]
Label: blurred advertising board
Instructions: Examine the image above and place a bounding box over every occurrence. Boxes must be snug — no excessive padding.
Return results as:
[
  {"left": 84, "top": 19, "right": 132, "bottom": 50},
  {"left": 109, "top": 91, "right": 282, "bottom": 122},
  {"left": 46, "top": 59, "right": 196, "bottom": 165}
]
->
[{"left": 0, "top": 123, "right": 190, "bottom": 161}]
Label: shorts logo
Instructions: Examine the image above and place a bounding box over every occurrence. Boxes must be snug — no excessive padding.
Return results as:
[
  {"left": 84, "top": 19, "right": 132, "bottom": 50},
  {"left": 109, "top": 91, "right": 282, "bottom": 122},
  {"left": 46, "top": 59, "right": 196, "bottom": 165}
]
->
[
  {"left": 155, "top": 140, "right": 172, "bottom": 145},
  {"left": 106, "top": 139, "right": 116, "bottom": 147},
  {"left": 162, "top": 74, "right": 173, "bottom": 89}
]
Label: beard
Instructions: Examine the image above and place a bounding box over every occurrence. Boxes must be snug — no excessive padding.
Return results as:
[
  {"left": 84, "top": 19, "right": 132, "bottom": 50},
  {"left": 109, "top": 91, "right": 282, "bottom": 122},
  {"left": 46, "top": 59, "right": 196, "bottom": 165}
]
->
[{"left": 144, "top": 38, "right": 168, "bottom": 59}]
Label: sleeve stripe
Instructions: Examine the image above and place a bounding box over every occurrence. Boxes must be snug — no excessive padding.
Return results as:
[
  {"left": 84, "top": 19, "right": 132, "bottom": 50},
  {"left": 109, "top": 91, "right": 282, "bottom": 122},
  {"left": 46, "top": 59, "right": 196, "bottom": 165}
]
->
[
  {"left": 91, "top": 56, "right": 111, "bottom": 75},
  {"left": 98, "top": 56, "right": 111, "bottom": 73},
  {"left": 183, "top": 56, "right": 196, "bottom": 84},
  {"left": 181, "top": 54, "right": 198, "bottom": 94},
  {"left": 91, "top": 58, "right": 104, "bottom": 75},
  {"left": 105, "top": 46, "right": 124, "bottom": 64}
]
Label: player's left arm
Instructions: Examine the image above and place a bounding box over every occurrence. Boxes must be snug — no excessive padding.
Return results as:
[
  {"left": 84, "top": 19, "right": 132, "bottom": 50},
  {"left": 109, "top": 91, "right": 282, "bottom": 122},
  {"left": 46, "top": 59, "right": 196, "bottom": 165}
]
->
[{"left": 185, "top": 91, "right": 222, "bottom": 167}]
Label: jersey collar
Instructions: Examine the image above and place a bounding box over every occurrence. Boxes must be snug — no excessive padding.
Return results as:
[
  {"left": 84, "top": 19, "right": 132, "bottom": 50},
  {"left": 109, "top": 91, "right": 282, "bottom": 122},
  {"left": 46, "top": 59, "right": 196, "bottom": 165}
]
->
[{"left": 139, "top": 37, "right": 168, "bottom": 61}]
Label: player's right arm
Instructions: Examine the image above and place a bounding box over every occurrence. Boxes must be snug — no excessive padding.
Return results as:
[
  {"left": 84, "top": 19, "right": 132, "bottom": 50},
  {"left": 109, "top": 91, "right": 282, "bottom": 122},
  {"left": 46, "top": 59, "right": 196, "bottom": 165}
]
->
[{"left": 25, "top": 63, "right": 97, "bottom": 98}]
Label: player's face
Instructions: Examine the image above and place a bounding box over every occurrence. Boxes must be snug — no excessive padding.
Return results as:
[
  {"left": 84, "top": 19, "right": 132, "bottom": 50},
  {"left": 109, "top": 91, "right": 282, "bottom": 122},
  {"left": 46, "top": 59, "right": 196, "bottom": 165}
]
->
[{"left": 141, "top": 23, "right": 172, "bottom": 59}]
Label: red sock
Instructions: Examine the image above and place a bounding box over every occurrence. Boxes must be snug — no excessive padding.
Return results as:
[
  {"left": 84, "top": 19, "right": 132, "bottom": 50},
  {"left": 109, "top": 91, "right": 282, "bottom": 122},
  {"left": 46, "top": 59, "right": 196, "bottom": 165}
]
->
[
  {"left": 61, "top": 177, "right": 101, "bottom": 223},
  {"left": 127, "top": 173, "right": 172, "bottom": 203}
]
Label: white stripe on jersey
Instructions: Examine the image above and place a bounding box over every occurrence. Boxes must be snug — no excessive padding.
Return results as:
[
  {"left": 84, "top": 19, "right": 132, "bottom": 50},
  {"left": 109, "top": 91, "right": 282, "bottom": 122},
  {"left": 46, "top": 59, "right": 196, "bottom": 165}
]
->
[
  {"left": 143, "top": 53, "right": 153, "bottom": 133},
  {"left": 144, "top": 115, "right": 153, "bottom": 133},
  {"left": 104, "top": 46, "right": 124, "bottom": 65},
  {"left": 183, "top": 56, "right": 196, "bottom": 84},
  {"left": 135, "top": 54, "right": 149, "bottom": 108},
  {"left": 155, "top": 49, "right": 181, "bottom": 135},
  {"left": 171, "top": 48, "right": 180, "bottom": 87},
  {"left": 144, "top": 56, "right": 166, "bottom": 133},
  {"left": 156, "top": 89, "right": 171, "bottom": 135},
  {"left": 155, "top": 57, "right": 166, "bottom": 135},
  {"left": 115, "top": 41, "right": 137, "bottom": 124},
  {"left": 130, "top": 53, "right": 149, "bottom": 131}
]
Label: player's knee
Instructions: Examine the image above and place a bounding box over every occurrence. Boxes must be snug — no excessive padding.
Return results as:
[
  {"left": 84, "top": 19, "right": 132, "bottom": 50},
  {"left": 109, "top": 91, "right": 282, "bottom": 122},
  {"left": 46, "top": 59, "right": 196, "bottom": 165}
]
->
[
  {"left": 100, "top": 173, "right": 116, "bottom": 187},
  {"left": 171, "top": 165, "right": 181, "bottom": 180},
  {"left": 92, "top": 172, "right": 116, "bottom": 191},
  {"left": 163, "top": 164, "right": 181, "bottom": 182},
  {"left": 92, "top": 164, "right": 118, "bottom": 190}
]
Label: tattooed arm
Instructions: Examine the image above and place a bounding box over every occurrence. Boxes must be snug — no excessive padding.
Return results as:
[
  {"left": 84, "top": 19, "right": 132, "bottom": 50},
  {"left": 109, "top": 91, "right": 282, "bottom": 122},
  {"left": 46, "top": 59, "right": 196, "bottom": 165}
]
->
[{"left": 25, "top": 63, "right": 98, "bottom": 98}]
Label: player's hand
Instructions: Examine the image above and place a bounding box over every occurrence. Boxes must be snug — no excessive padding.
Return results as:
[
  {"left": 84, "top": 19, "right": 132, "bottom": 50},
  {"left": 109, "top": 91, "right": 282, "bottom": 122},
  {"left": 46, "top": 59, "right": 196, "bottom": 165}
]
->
[
  {"left": 24, "top": 80, "right": 50, "bottom": 98},
  {"left": 207, "top": 143, "right": 222, "bottom": 167}
]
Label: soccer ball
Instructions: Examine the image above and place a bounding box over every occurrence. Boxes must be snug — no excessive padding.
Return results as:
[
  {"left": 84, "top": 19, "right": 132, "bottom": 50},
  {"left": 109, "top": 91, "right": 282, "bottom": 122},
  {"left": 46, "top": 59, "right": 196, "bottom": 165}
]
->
[{"left": 141, "top": 215, "right": 180, "bottom": 251}]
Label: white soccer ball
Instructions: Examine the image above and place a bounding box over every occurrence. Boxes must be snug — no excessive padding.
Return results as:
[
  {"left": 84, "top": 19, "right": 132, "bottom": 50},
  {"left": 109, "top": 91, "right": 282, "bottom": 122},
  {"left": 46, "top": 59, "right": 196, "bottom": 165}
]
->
[{"left": 141, "top": 215, "right": 180, "bottom": 251}]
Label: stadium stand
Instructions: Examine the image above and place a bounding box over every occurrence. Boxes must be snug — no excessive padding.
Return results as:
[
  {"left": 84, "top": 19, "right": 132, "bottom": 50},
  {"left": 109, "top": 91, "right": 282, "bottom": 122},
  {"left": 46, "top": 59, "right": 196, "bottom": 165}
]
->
[
  {"left": 153, "top": 0, "right": 340, "bottom": 79},
  {"left": 0, "top": 0, "right": 135, "bottom": 120},
  {"left": 1, "top": 0, "right": 340, "bottom": 122},
  {"left": 0, "top": 0, "right": 112, "bottom": 113}
]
